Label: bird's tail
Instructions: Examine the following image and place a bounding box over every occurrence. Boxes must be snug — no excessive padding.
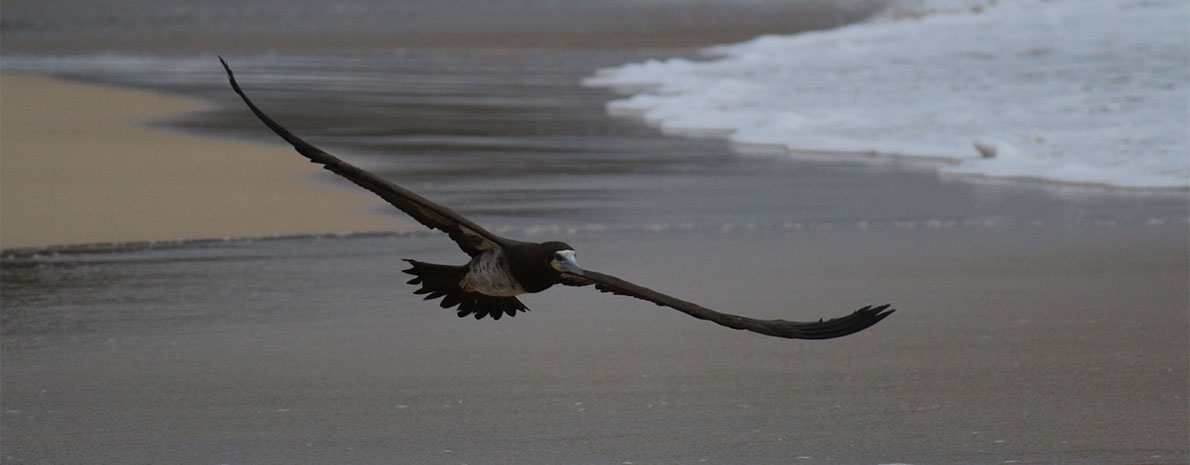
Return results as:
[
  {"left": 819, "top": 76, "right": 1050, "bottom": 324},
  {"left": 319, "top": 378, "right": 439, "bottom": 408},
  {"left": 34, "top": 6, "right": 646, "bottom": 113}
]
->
[{"left": 401, "top": 259, "right": 528, "bottom": 320}]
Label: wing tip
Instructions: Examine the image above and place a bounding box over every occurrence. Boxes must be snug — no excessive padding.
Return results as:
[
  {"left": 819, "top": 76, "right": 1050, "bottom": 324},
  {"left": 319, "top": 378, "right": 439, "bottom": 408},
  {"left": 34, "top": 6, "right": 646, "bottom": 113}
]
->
[
  {"left": 772, "top": 303, "right": 896, "bottom": 340},
  {"left": 218, "top": 55, "right": 232, "bottom": 79},
  {"left": 218, "top": 56, "right": 248, "bottom": 97},
  {"left": 862, "top": 303, "right": 896, "bottom": 319}
]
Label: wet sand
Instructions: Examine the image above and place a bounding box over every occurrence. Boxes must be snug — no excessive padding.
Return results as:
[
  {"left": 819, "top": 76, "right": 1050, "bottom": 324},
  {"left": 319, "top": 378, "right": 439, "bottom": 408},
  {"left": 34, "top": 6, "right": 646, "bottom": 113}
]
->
[
  {"left": 1, "top": 224, "right": 1186, "bottom": 464},
  {"left": 0, "top": 74, "right": 399, "bottom": 249}
]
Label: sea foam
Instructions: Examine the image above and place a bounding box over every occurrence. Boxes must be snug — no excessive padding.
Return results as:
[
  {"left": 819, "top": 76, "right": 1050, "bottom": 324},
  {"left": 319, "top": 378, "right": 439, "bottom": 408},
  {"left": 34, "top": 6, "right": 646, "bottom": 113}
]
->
[{"left": 584, "top": 0, "right": 1189, "bottom": 190}]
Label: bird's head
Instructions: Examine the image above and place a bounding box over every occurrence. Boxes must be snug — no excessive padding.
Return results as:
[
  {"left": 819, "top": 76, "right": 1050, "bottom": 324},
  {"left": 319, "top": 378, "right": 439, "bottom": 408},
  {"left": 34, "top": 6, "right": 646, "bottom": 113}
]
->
[{"left": 544, "top": 242, "right": 582, "bottom": 275}]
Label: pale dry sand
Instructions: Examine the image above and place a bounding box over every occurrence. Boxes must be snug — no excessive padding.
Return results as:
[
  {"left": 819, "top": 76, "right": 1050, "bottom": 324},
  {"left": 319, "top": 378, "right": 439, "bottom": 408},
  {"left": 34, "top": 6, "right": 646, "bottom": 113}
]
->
[{"left": 0, "top": 74, "right": 400, "bottom": 249}]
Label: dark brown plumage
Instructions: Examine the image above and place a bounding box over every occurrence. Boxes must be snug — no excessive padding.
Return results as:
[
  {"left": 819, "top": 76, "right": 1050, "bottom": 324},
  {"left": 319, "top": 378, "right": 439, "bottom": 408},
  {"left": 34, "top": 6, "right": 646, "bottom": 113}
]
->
[{"left": 220, "top": 57, "right": 894, "bottom": 339}]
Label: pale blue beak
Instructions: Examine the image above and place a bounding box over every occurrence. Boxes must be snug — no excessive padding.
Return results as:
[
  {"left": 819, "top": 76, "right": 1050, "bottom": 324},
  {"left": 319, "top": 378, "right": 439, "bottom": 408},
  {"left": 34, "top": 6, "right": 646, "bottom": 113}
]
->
[{"left": 552, "top": 250, "right": 583, "bottom": 275}]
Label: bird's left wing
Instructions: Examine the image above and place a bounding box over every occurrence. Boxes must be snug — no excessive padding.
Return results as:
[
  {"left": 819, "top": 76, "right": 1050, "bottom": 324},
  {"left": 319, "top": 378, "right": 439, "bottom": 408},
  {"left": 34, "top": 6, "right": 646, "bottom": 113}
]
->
[
  {"left": 219, "top": 57, "right": 509, "bottom": 256},
  {"left": 564, "top": 269, "right": 894, "bottom": 340}
]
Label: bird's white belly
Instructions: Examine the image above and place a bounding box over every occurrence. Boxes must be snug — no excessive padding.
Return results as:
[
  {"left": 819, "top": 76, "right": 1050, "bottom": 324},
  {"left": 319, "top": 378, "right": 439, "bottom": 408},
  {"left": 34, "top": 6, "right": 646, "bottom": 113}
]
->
[{"left": 461, "top": 250, "right": 525, "bottom": 297}]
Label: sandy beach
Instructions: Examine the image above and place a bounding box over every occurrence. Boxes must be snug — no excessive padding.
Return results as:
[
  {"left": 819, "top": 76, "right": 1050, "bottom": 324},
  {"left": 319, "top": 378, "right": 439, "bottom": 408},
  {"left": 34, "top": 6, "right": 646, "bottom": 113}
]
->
[
  {"left": 0, "top": 74, "right": 398, "bottom": 249},
  {"left": 1, "top": 1, "right": 1187, "bottom": 462}
]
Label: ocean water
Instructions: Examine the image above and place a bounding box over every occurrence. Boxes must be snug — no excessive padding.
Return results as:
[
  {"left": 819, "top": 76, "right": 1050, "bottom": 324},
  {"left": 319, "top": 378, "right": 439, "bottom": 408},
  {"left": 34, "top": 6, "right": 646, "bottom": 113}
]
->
[
  {"left": 0, "top": 0, "right": 883, "bottom": 51},
  {"left": 584, "top": 0, "right": 1190, "bottom": 189}
]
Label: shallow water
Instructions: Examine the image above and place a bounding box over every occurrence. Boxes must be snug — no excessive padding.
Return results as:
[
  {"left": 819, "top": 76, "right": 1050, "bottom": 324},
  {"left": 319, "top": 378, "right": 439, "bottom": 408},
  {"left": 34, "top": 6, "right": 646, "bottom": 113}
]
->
[
  {"left": 8, "top": 49, "right": 1188, "bottom": 233},
  {"left": 585, "top": 0, "right": 1190, "bottom": 189}
]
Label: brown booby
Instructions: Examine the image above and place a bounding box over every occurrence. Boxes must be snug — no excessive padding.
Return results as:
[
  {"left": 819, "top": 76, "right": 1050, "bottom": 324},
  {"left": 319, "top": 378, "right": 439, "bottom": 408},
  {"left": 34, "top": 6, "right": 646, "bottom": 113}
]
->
[{"left": 219, "top": 58, "right": 894, "bottom": 340}]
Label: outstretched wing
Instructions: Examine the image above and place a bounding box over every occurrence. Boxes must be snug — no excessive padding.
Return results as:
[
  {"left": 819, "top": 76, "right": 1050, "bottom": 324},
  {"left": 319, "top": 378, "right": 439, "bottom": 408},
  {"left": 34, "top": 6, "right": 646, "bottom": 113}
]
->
[
  {"left": 220, "top": 57, "right": 509, "bottom": 256},
  {"left": 566, "top": 269, "right": 894, "bottom": 340}
]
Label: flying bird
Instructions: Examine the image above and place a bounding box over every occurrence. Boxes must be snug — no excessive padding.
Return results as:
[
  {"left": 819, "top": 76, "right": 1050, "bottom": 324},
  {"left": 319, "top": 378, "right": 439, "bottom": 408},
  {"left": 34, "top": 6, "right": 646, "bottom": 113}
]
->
[{"left": 219, "top": 58, "right": 894, "bottom": 340}]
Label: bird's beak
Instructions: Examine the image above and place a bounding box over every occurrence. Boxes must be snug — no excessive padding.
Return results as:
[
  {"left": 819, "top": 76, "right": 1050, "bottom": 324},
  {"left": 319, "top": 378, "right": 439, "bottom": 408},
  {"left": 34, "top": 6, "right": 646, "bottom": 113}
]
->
[{"left": 552, "top": 250, "right": 583, "bottom": 275}]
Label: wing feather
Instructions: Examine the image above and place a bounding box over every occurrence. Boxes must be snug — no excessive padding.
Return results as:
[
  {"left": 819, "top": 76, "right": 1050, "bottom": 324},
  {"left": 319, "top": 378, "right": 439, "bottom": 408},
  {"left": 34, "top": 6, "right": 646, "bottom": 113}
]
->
[
  {"left": 220, "top": 57, "right": 508, "bottom": 256},
  {"left": 568, "top": 270, "right": 894, "bottom": 340}
]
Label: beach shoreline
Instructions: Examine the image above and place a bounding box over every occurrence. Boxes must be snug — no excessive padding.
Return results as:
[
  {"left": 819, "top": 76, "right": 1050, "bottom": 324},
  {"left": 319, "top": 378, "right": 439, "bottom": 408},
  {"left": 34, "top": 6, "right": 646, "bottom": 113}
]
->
[
  {"left": 0, "top": 73, "right": 402, "bottom": 249},
  {"left": 1, "top": 1, "right": 1186, "bottom": 463},
  {"left": 1, "top": 63, "right": 1186, "bottom": 465}
]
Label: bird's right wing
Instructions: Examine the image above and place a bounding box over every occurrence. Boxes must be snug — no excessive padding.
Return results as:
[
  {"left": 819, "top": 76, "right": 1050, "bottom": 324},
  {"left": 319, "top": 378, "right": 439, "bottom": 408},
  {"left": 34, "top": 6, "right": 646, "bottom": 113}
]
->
[
  {"left": 220, "top": 58, "right": 509, "bottom": 256},
  {"left": 565, "top": 269, "right": 894, "bottom": 340}
]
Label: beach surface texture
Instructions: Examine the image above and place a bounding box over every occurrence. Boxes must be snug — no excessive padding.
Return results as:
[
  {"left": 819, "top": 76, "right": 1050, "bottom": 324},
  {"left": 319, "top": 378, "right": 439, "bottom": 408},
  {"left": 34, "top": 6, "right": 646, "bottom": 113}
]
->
[
  {"left": 1, "top": 74, "right": 396, "bottom": 249},
  {"left": 1, "top": 0, "right": 1186, "bottom": 463}
]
